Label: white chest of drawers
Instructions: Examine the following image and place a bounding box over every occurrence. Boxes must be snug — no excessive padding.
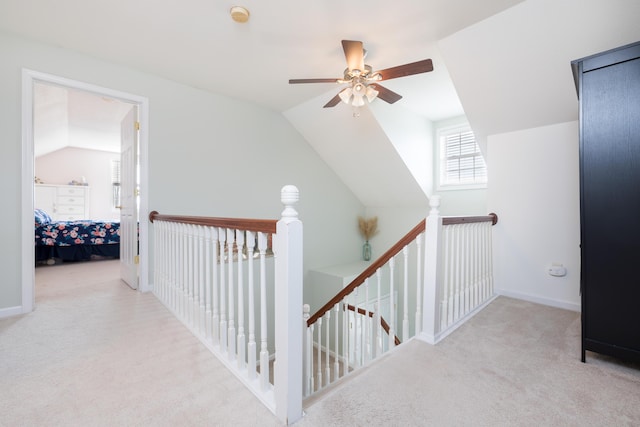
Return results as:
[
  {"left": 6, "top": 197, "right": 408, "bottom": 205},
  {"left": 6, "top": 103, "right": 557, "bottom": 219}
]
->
[{"left": 35, "top": 184, "right": 90, "bottom": 221}]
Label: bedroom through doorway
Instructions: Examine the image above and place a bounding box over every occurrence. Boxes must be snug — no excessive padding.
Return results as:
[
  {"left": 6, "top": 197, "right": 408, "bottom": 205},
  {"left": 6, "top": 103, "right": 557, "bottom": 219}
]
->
[{"left": 22, "top": 70, "right": 150, "bottom": 312}]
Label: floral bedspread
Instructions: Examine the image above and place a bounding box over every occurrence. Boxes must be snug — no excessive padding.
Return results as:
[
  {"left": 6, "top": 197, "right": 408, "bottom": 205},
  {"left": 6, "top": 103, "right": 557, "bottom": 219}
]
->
[{"left": 35, "top": 220, "right": 120, "bottom": 246}]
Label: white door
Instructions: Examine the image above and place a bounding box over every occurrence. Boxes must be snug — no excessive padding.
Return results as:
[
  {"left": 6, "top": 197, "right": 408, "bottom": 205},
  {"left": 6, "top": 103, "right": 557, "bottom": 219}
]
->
[{"left": 120, "top": 107, "right": 139, "bottom": 289}]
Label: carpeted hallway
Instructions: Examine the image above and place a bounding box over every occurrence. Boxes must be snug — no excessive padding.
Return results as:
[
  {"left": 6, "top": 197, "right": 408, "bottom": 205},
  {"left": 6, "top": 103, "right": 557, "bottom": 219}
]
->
[{"left": 1, "top": 260, "right": 639, "bottom": 426}]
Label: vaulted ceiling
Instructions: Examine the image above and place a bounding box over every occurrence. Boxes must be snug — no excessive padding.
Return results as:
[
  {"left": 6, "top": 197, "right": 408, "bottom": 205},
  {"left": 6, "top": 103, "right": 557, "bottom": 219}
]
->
[{"left": 4, "top": 0, "right": 640, "bottom": 206}]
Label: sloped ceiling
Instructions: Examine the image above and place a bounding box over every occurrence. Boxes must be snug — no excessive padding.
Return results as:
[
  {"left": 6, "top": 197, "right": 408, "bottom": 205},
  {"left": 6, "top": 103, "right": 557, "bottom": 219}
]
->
[
  {"left": 440, "top": 0, "right": 640, "bottom": 150},
  {"left": 34, "top": 83, "right": 133, "bottom": 157}
]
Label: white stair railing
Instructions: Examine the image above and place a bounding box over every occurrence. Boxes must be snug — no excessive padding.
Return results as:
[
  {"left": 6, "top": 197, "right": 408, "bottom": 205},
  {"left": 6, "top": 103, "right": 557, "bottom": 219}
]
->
[
  {"left": 303, "top": 196, "right": 498, "bottom": 399},
  {"left": 302, "top": 220, "right": 426, "bottom": 397},
  {"left": 422, "top": 195, "right": 498, "bottom": 344},
  {"left": 150, "top": 185, "right": 303, "bottom": 425}
]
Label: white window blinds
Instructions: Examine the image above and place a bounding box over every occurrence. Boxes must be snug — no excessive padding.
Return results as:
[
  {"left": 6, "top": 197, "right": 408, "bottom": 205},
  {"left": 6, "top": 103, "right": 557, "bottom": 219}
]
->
[{"left": 440, "top": 129, "right": 487, "bottom": 187}]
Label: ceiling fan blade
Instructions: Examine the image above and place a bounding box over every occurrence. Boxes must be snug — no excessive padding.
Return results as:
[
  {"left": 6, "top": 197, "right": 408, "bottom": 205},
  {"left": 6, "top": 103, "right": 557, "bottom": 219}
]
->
[
  {"left": 323, "top": 93, "right": 342, "bottom": 108},
  {"left": 342, "top": 40, "right": 365, "bottom": 72},
  {"left": 289, "top": 78, "right": 340, "bottom": 84},
  {"left": 376, "top": 59, "right": 434, "bottom": 81},
  {"left": 369, "top": 83, "right": 403, "bottom": 104}
]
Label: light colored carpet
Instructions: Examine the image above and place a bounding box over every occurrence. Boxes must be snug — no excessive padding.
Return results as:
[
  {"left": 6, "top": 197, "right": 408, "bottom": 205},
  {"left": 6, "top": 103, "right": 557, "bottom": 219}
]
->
[
  {"left": 299, "top": 297, "right": 640, "bottom": 426},
  {"left": 2, "top": 260, "right": 639, "bottom": 426},
  {"left": 0, "top": 260, "right": 280, "bottom": 427}
]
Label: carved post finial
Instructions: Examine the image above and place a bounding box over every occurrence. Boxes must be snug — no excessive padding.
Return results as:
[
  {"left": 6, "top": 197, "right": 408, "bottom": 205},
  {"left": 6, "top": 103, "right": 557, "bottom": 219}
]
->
[
  {"left": 281, "top": 185, "right": 299, "bottom": 219},
  {"left": 428, "top": 195, "right": 441, "bottom": 216}
]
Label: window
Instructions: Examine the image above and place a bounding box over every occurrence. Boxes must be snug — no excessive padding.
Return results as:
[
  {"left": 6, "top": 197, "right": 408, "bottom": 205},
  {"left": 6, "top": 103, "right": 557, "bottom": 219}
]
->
[{"left": 438, "top": 126, "right": 487, "bottom": 189}]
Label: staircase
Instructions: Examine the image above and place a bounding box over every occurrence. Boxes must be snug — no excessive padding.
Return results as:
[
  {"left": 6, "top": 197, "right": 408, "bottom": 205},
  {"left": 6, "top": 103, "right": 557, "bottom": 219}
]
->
[{"left": 148, "top": 187, "right": 497, "bottom": 424}]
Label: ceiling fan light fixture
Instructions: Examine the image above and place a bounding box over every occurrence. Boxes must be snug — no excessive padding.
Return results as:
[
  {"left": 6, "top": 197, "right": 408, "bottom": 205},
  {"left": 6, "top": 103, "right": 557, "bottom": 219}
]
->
[
  {"left": 352, "top": 93, "right": 365, "bottom": 107},
  {"left": 288, "top": 40, "right": 433, "bottom": 111},
  {"left": 338, "top": 87, "right": 353, "bottom": 104},
  {"left": 365, "top": 85, "right": 379, "bottom": 102}
]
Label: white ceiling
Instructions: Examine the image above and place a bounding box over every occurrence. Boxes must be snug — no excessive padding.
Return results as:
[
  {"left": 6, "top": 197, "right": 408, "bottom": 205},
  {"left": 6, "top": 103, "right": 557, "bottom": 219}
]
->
[
  {"left": 0, "top": 0, "right": 524, "bottom": 118},
  {"left": 5, "top": 0, "right": 640, "bottom": 207},
  {"left": 33, "top": 83, "right": 133, "bottom": 156}
]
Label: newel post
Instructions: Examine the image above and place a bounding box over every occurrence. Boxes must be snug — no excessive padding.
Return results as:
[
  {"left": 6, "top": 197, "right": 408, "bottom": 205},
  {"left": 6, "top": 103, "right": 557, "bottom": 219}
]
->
[
  {"left": 421, "top": 195, "right": 443, "bottom": 344},
  {"left": 274, "top": 185, "right": 303, "bottom": 424}
]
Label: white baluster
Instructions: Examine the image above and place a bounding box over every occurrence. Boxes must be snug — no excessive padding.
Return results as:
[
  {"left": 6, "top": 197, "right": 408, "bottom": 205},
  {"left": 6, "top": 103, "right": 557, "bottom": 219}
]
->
[
  {"left": 364, "top": 278, "right": 370, "bottom": 365},
  {"left": 153, "top": 221, "right": 160, "bottom": 299},
  {"left": 188, "top": 224, "right": 195, "bottom": 328},
  {"left": 464, "top": 223, "right": 472, "bottom": 316},
  {"left": 316, "top": 316, "right": 323, "bottom": 389},
  {"left": 257, "top": 231, "right": 269, "bottom": 391},
  {"left": 478, "top": 223, "right": 485, "bottom": 302},
  {"left": 176, "top": 223, "right": 182, "bottom": 316},
  {"left": 246, "top": 231, "right": 256, "bottom": 380},
  {"left": 324, "top": 311, "right": 331, "bottom": 384},
  {"left": 303, "top": 304, "right": 312, "bottom": 396},
  {"left": 236, "top": 230, "right": 245, "bottom": 370},
  {"left": 155, "top": 221, "right": 161, "bottom": 299},
  {"left": 333, "top": 303, "right": 340, "bottom": 381},
  {"left": 403, "top": 245, "right": 409, "bottom": 342},
  {"left": 168, "top": 222, "right": 174, "bottom": 309},
  {"left": 342, "top": 296, "right": 348, "bottom": 374},
  {"left": 166, "top": 222, "right": 172, "bottom": 309},
  {"left": 375, "top": 268, "right": 382, "bottom": 358},
  {"left": 473, "top": 223, "right": 484, "bottom": 307},
  {"left": 456, "top": 225, "right": 462, "bottom": 321},
  {"left": 162, "top": 222, "right": 168, "bottom": 303},
  {"left": 211, "top": 227, "right": 220, "bottom": 346},
  {"left": 487, "top": 221, "right": 494, "bottom": 298},
  {"left": 447, "top": 225, "right": 455, "bottom": 327},
  {"left": 181, "top": 223, "right": 188, "bottom": 321},
  {"left": 352, "top": 289, "right": 359, "bottom": 368},
  {"left": 309, "top": 322, "right": 315, "bottom": 394},
  {"left": 372, "top": 302, "right": 381, "bottom": 358},
  {"left": 219, "top": 227, "right": 227, "bottom": 354},
  {"left": 388, "top": 257, "right": 396, "bottom": 349},
  {"left": 205, "top": 226, "right": 212, "bottom": 341},
  {"left": 192, "top": 225, "right": 200, "bottom": 332},
  {"left": 415, "top": 232, "right": 423, "bottom": 335},
  {"left": 227, "top": 228, "right": 236, "bottom": 361},
  {"left": 198, "top": 225, "right": 206, "bottom": 335}
]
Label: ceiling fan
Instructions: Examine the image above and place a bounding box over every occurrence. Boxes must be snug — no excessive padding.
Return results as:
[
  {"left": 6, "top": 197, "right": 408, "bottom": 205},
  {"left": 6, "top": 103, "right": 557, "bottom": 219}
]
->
[{"left": 289, "top": 40, "right": 434, "bottom": 108}]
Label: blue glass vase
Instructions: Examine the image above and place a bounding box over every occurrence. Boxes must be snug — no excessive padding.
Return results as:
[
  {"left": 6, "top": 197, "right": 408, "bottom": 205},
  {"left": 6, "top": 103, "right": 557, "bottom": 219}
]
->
[{"left": 363, "top": 241, "right": 371, "bottom": 261}]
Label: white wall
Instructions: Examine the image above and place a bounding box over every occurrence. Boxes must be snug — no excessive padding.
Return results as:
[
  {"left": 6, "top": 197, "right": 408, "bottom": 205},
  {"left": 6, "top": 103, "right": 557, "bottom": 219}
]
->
[
  {"left": 371, "top": 103, "right": 435, "bottom": 197},
  {"left": 363, "top": 206, "right": 426, "bottom": 259},
  {"left": 432, "top": 115, "right": 488, "bottom": 216},
  {"left": 487, "top": 121, "right": 580, "bottom": 311},
  {"left": 0, "top": 31, "right": 364, "bottom": 313},
  {"left": 36, "top": 147, "right": 120, "bottom": 220}
]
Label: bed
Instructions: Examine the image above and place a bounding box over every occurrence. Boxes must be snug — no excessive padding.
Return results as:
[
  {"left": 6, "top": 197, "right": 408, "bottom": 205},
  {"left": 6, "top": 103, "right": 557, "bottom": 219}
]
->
[{"left": 34, "top": 209, "right": 121, "bottom": 262}]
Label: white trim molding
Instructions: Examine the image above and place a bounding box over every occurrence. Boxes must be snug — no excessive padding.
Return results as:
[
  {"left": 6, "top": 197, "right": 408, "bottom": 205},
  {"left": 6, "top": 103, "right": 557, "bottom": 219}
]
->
[
  {"left": 495, "top": 288, "right": 581, "bottom": 312},
  {"left": 21, "top": 69, "right": 151, "bottom": 316},
  {"left": 0, "top": 306, "right": 25, "bottom": 319}
]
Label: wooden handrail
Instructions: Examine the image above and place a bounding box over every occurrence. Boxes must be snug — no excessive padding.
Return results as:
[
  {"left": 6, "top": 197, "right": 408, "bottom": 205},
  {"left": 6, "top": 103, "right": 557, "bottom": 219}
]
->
[
  {"left": 344, "top": 304, "right": 401, "bottom": 346},
  {"left": 148, "top": 210, "right": 277, "bottom": 234},
  {"left": 307, "top": 213, "right": 498, "bottom": 327},
  {"left": 443, "top": 212, "right": 498, "bottom": 226},
  {"left": 307, "top": 219, "right": 426, "bottom": 327}
]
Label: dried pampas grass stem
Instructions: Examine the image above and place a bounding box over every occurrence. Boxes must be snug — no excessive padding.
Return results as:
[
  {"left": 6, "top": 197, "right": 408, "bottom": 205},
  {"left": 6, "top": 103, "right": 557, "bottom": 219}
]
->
[{"left": 358, "top": 216, "right": 378, "bottom": 241}]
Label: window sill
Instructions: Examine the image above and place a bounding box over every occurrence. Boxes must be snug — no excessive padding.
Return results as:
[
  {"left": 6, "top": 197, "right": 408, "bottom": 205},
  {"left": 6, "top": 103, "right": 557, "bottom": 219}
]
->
[{"left": 437, "top": 183, "right": 487, "bottom": 192}]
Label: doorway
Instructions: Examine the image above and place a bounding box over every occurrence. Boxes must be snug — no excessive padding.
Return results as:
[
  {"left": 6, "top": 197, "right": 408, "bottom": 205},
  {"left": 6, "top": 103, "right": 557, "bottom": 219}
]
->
[{"left": 21, "top": 70, "right": 150, "bottom": 312}]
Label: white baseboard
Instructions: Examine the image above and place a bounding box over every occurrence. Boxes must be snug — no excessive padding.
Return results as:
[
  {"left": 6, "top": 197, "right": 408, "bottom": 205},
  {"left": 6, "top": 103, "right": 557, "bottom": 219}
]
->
[
  {"left": 495, "top": 289, "right": 581, "bottom": 312},
  {"left": 417, "top": 294, "right": 498, "bottom": 345},
  {"left": 0, "top": 305, "right": 25, "bottom": 319}
]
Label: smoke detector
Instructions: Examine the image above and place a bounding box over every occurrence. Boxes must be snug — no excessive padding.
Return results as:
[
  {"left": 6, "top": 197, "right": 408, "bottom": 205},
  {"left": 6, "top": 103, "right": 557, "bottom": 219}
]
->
[{"left": 230, "top": 6, "right": 250, "bottom": 23}]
